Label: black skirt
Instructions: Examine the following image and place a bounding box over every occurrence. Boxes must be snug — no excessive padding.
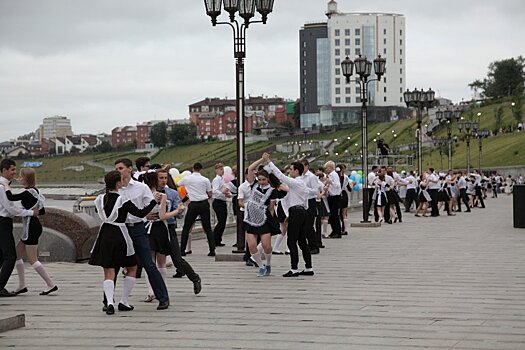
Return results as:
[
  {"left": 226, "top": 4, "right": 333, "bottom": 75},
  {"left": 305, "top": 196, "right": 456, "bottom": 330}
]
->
[
  {"left": 148, "top": 222, "right": 172, "bottom": 255},
  {"left": 386, "top": 190, "right": 399, "bottom": 204},
  {"left": 375, "top": 193, "right": 388, "bottom": 207},
  {"left": 89, "top": 224, "right": 137, "bottom": 268},
  {"left": 341, "top": 191, "right": 349, "bottom": 209},
  {"left": 277, "top": 203, "right": 287, "bottom": 223},
  {"left": 244, "top": 211, "right": 281, "bottom": 236},
  {"left": 21, "top": 217, "right": 43, "bottom": 245},
  {"left": 437, "top": 190, "right": 450, "bottom": 202}
]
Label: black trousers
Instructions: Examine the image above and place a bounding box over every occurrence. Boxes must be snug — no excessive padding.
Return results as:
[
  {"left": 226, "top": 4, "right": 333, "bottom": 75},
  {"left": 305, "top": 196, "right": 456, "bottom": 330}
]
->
[
  {"left": 405, "top": 189, "right": 418, "bottom": 212},
  {"left": 314, "top": 201, "right": 323, "bottom": 246},
  {"left": 305, "top": 198, "right": 318, "bottom": 250},
  {"left": 457, "top": 188, "right": 470, "bottom": 212},
  {"left": 212, "top": 199, "right": 227, "bottom": 245},
  {"left": 0, "top": 217, "right": 16, "bottom": 290},
  {"left": 327, "top": 195, "right": 341, "bottom": 236},
  {"left": 366, "top": 188, "right": 379, "bottom": 222},
  {"left": 168, "top": 224, "right": 199, "bottom": 282},
  {"left": 287, "top": 207, "right": 312, "bottom": 270},
  {"left": 180, "top": 200, "right": 215, "bottom": 253},
  {"left": 428, "top": 189, "right": 439, "bottom": 216}
]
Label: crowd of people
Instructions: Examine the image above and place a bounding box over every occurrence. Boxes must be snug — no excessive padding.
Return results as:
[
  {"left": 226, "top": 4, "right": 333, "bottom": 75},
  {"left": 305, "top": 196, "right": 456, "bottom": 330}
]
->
[{"left": 0, "top": 154, "right": 520, "bottom": 315}]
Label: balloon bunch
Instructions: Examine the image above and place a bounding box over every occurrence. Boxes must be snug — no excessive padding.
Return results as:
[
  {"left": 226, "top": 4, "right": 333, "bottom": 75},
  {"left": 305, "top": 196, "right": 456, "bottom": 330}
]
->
[
  {"left": 349, "top": 170, "right": 364, "bottom": 191},
  {"left": 223, "top": 166, "right": 234, "bottom": 183},
  {"left": 169, "top": 168, "right": 191, "bottom": 198}
]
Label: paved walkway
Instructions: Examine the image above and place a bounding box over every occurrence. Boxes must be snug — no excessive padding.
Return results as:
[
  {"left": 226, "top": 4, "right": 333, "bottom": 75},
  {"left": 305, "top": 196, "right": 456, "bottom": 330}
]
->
[{"left": 1, "top": 196, "right": 524, "bottom": 349}]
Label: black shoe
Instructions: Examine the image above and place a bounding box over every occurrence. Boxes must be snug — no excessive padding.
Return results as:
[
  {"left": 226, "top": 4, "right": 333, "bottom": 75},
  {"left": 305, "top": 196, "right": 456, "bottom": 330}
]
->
[
  {"left": 328, "top": 234, "right": 342, "bottom": 238},
  {"left": 180, "top": 251, "right": 186, "bottom": 256},
  {"left": 466, "top": 210, "right": 471, "bottom": 212},
  {"left": 193, "top": 278, "right": 202, "bottom": 295},
  {"left": 272, "top": 251, "right": 284, "bottom": 255},
  {"left": 319, "top": 244, "right": 325, "bottom": 248},
  {"left": 106, "top": 304, "right": 115, "bottom": 315},
  {"left": 299, "top": 269, "right": 315, "bottom": 276},
  {"left": 216, "top": 243, "right": 226, "bottom": 247},
  {"left": 282, "top": 270, "right": 300, "bottom": 277},
  {"left": 157, "top": 300, "right": 170, "bottom": 310},
  {"left": 207, "top": 251, "right": 216, "bottom": 257},
  {"left": 232, "top": 243, "right": 237, "bottom": 247},
  {"left": 0, "top": 288, "right": 17, "bottom": 297},
  {"left": 118, "top": 303, "right": 134, "bottom": 311},
  {"left": 310, "top": 248, "right": 320, "bottom": 255},
  {"left": 39, "top": 285, "right": 58, "bottom": 295},
  {"left": 185, "top": 250, "right": 192, "bottom": 255},
  {"left": 102, "top": 304, "right": 107, "bottom": 312},
  {"left": 15, "top": 287, "right": 28, "bottom": 295},
  {"left": 172, "top": 271, "right": 186, "bottom": 278},
  {"left": 341, "top": 231, "right": 348, "bottom": 235}
]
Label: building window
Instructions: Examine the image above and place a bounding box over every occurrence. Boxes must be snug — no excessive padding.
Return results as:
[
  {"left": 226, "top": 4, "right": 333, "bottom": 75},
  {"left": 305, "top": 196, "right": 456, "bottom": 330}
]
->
[
  {"left": 383, "top": 38, "right": 387, "bottom": 44},
  {"left": 400, "top": 29, "right": 403, "bottom": 36},
  {"left": 400, "top": 68, "right": 403, "bottom": 74},
  {"left": 335, "top": 68, "right": 340, "bottom": 75},
  {"left": 335, "top": 58, "right": 340, "bottom": 65},
  {"left": 335, "top": 29, "right": 340, "bottom": 36},
  {"left": 400, "top": 78, "right": 403, "bottom": 83},
  {"left": 384, "top": 77, "right": 387, "bottom": 83},
  {"left": 335, "top": 49, "right": 340, "bottom": 56},
  {"left": 400, "top": 87, "right": 403, "bottom": 93},
  {"left": 400, "top": 97, "right": 403, "bottom": 102},
  {"left": 303, "top": 42, "right": 306, "bottom": 47},
  {"left": 345, "top": 29, "right": 350, "bottom": 36},
  {"left": 335, "top": 78, "right": 341, "bottom": 85},
  {"left": 303, "top": 50, "right": 306, "bottom": 57},
  {"left": 303, "top": 69, "right": 306, "bottom": 75},
  {"left": 335, "top": 97, "right": 341, "bottom": 103},
  {"left": 335, "top": 87, "right": 340, "bottom": 94},
  {"left": 335, "top": 39, "right": 340, "bottom": 46},
  {"left": 303, "top": 88, "right": 306, "bottom": 94},
  {"left": 384, "top": 96, "right": 387, "bottom": 102},
  {"left": 383, "top": 48, "right": 386, "bottom": 54},
  {"left": 400, "top": 58, "right": 403, "bottom": 64},
  {"left": 356, "top": 96, "right": 361, "bottom": 103},
  {"left": 345, "top": 87, "right": 351, "bottom": 94},
  {"left": 355, "top": 38, "right": 360, "bottom": 46},
  {"left": 383, "top": 29, "right": 387, "bottom": 35},
  {"left": 355, "top": 28, "right": 360, "bottom": 35},
  {"left": 355, "top": 48, "right": 361, "bottom": 55},
  {"left": 384, "top": 87, "right": 387, "bottom": 93},
  {"left": 346, "top": 97, "right": 351, "bottom": 103},
  {"left": 400, "top": 39, "right": 403, "bottom": 45},
  {"left": 400, "top": 49, "right": 403, "bottom": 55},
  {"left": 355, "top": 86, "right": 361, "bottom": 94},
  {"left": 345, "top": 38, "right": 350, "bottom": 46},
  {"left": 303, "top": 60, "right": 307, "bottom": 66},
  {"left": 345, "top": 48, "right": 351, "bottom": 56}
]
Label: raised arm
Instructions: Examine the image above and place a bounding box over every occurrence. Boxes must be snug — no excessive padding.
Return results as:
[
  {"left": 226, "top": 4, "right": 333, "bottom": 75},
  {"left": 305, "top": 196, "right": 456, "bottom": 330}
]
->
[{"left": 246, "top": 157, "right": 265, "bottom": 184}]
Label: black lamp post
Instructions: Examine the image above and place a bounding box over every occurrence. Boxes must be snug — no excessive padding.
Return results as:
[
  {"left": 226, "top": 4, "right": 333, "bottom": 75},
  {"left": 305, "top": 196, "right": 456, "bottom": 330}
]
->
[
  {"left": 475, "top": 128, "right": 490, "bottom": 172},
  {"left": 341, "top": 54, "right": 386, "bottom": 223},
  {"left": 457, "top": 117, "right": 479, "bottom": 174},
  {"left": 403, "top": 87, "right": 435, "bottom": 175},
  {"left": 204, "top": 0, "right": 274, "bottom": 253},
  {"left": 436, "top": 109, "right": 455, "bottom": 170}
]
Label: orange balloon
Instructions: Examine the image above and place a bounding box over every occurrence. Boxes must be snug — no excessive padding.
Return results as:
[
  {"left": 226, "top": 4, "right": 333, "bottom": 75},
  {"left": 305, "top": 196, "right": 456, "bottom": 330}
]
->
[{"left": 177, "top": 185, "right": 187, "bottom": 199}]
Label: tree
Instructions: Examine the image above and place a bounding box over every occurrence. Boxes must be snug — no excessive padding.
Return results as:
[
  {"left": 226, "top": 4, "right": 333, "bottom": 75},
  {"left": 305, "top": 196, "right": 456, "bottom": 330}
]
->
[
  {"left": 150, "top": 122, "right": 168, "bottom": 147},
  {"left": 293, "top": 100, "right": 301, "bottom": 127},
  {"left": 470, "top": 56, "right": 525, "bottom": 98},
  {"left": 94, "top": 141, "right": 112, "bottom": 153},
  {"left": 493, "top": 105, "right": 504, "bottom": 135},
  {"left": 168, "top": 123, "right": 200, "bottom": 146}
]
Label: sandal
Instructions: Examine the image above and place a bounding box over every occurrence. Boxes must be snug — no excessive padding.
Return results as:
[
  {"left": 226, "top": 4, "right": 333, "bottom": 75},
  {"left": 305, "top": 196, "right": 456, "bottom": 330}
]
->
[{"left": 143, "top": 294, "right": 156, "bottom": 303}]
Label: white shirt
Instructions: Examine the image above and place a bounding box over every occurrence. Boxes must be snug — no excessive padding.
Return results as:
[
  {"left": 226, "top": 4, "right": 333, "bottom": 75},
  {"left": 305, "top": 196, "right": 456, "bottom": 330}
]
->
[
  {"left": 327, "top": 170, "right": 342, "bottom": 196},
  {"left": 118, "top": 178, "right": 155, "bottom": 223},
  {"left": 405, "top": 175, "right": 418, "bottom": 190},
  {"left": 211, "top": 175, "right": 227, "bottom": 201},
  {"left": 470, "top": 173, "right": 482, "bottom": 186},
  {"left": 178, "top": 172, "right": 212, "bottom": 202},
  {"left": 301, "top": 170, "right": 322, "bottom": 200},
  {"left": 264, "top": 162, "right": 308, "bottom": 209},
  {"left": 0, "top": 177, "right": 34, "bottom": 218},
  {"left": 367, "top": 171, "right": 377, "bottom": 187},
  {"left": 238, "top": 180, "right": 254, "bottom": 212},
  {"left": 457, "top": 176, "right": 467, "bottom": 189},
  {"left": 427, "top": 173, "right": 440, "bottom": 189}
]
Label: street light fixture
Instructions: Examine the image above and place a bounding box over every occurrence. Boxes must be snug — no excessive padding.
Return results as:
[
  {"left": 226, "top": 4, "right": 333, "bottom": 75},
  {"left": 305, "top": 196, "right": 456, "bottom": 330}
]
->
[
  {"left": 203, "top": 0, "right": 275, "bottom": 253},
  {"left": 475, "top": 128, "right": 490, "bottom": 172},
  {"left": 403, "top": 87, "right": 436, "bottom": 175},
  {"left": 341, "top": 54, "right": 386, "bottom": 223},
  {"left": 457, "top": 115, "right": 479, "bottom": 174}
]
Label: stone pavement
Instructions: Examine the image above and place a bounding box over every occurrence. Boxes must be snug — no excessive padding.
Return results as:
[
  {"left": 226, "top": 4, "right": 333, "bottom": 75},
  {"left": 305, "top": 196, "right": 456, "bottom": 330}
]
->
[{"left": 1, "top": 196, "right": 524, "bottom": 349}]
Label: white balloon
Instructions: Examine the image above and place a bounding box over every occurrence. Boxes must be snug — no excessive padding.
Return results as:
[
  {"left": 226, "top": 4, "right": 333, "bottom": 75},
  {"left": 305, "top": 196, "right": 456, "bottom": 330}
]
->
[
  {"left": 169, "top": 168, "right": 179, "bottom": 178},
  {"left": 181, "top": 170, "right": 191, "bottom": 178},
  {"left": 224, "top": 166, "right": 232, "bottom": 175},
  {"left": 351, "top": 170, "right": 357, "bottom": 176}
]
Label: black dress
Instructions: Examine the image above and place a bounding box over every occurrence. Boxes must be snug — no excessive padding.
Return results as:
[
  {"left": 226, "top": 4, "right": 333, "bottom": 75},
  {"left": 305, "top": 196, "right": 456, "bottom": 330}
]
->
[
  {"left": 6, "top": 188, "right": 45, "bottom": 245},
  {"left": 89, "top": 193, "right": 156, "bottom": 268},
  {"left": 243, "top": 185, "right": 280, "bottom": 235},
  {"left": 147, "top": 205, "right": 172, "bottom": 255}
]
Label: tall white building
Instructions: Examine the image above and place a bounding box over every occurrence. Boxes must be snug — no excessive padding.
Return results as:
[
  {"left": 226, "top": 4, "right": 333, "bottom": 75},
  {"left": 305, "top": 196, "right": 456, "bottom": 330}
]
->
[
  {"left": 37, "top": 116, "right": 73, "bottom": 141},
  {"left": 300, "top": 1, "right": 408, "bottom": 128}
]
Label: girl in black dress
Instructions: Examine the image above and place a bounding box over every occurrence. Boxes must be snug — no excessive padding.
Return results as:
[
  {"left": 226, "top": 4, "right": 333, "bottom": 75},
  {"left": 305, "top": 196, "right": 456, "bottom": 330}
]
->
[
  {"left": 6, "top": 168, "right": 57, "bottom": 296},
  {"left": 89, "top": 171, "right": 158, "bottom": 315}
]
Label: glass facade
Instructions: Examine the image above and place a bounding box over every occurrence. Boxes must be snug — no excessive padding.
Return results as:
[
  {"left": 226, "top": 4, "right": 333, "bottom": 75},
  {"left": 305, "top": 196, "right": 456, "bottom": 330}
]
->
[
  {"left": 363, "top": 25, "right": 376, "bottom": 105},
  {"left": 316, "top": 38, "right": 330, "bottom": 107}
]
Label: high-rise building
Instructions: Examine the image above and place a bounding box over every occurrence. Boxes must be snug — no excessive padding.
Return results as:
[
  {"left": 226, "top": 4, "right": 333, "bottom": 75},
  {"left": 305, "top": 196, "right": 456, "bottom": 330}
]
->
[
  {"left": 300, "top": 1, "right": 408, "bottom": 128},
  {"left": 37, "top": 116, "right": 73, "bottom": 141}
]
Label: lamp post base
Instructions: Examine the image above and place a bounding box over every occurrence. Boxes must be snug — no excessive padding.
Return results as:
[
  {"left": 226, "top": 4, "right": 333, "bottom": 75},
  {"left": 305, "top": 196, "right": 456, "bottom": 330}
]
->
[{"left": 351, "top": 222, "right": 381, "bottom": 228}]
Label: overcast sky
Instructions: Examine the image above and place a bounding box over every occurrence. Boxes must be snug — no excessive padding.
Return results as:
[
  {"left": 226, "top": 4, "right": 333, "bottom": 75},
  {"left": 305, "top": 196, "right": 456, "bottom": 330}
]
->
[{"left": 0, "top": 0, "right": 523, "bottom": 141}]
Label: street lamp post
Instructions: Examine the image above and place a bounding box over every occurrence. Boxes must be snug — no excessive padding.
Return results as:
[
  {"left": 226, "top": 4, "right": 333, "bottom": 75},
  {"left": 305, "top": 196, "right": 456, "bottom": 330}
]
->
[
  {"left": 341, "top": 54, "right": 386, "bottom": 223},
  {"left": 403, "top": 88, "right": 436, "bottom": 176},
  {"left": 436, "top": 109, "right": 455, "bottom": 170},
  {"left": 475, "top": 129, "right": 490, "bottom": 172},
  {"left": 457, "top": 118, "right": 479, "bottom": 174},
  {"left": 204, "top": 0, "right": 275, "bottom": 253}
]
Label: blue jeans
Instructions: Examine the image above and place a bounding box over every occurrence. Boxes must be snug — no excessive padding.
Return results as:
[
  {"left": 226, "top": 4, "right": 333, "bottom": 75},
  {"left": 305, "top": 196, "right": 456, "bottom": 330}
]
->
[{"left": 128, "top": 223, "right": 169, "bottom": 303}]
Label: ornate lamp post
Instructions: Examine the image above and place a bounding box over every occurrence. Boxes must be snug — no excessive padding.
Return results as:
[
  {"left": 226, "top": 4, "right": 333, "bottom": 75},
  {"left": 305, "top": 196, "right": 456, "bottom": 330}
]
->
[
  {"left": 475, "top": 128, "right": 490, "bottom": 172},
  {"left": 436, "top": 109, "right": 455, "bottom": 170},
  {"left": 341, "top": 54, "right": 386, "bottom": 223},
  {"left": 457, "top": 118, "right": 479, "bottom": 174},
  {"left": 204, "top": 0, "right": 275, "bottom": 253},
  {"left": 403, "top": 87, "right": 435, "bottom": 175}
]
